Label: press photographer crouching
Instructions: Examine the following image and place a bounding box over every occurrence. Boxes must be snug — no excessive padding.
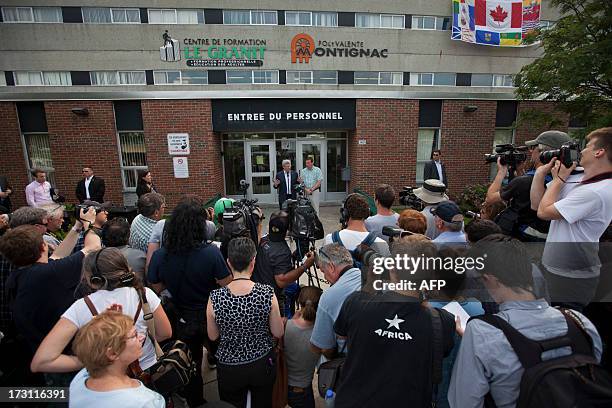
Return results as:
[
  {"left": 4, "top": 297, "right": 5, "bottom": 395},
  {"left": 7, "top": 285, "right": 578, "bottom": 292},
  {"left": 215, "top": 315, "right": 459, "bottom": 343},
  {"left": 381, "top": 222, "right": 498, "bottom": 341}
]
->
[
  {"left": 252, "top": 211, "right": 315, "bottom": 316},
  {"left": 485, "top": 131, "right": 572, "bottom": 241},
  {"left": 412, "top": 179, "right": 449, "bottom": 240}
]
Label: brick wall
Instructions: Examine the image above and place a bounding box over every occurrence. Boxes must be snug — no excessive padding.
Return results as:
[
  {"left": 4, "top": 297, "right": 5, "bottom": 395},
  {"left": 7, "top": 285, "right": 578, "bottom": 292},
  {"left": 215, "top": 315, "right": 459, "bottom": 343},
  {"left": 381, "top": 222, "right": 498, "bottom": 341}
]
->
[
  {"left": 0, "top": 102, "right": 29, "bottom": 208},
  {"left": 141, "top": 100, "right": 223, "bottom": 209},
  {"left": 45, "top": 101, "right": 124, "bottom": 205},
  {"left": 350, "top": 99, "right": 419, "bottom": 198},
  {"left": 441, "top": 100, "right": 498, "bottom": 197},
  {"left": 515, "top": 100, "right": 569, "bottom": 144}
]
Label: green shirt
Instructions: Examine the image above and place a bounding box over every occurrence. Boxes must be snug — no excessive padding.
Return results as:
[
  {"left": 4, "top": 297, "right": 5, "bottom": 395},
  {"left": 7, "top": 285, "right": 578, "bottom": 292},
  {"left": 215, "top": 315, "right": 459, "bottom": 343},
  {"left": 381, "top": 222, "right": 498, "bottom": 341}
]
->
[{"left": 301, "top": 166, "right": 323, "bottom": 189}]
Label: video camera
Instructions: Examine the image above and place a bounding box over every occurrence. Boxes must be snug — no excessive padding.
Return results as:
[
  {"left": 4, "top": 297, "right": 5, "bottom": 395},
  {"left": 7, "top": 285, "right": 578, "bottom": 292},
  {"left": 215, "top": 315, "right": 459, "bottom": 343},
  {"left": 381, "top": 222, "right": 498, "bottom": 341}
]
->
[
  {"left": 484, "top": 144, "right": 528, "bottom": 167},
  {"left": 283, "top": 195, "right": 324, "bottom": 242},
  {"left": 221, "top": 182, "right": 262, "bottom": 243},
  {"left": 539, "top": 141, "right": 581, "bottom": 168},
  {"left": 75, "top": 203, "right": 104, "bottom": 220},
  {"left": 465, "top": 210, "right": 481, "bottom": 220},
  {"left": 398, "top": 187, "right": 424, "bottom": 211}
]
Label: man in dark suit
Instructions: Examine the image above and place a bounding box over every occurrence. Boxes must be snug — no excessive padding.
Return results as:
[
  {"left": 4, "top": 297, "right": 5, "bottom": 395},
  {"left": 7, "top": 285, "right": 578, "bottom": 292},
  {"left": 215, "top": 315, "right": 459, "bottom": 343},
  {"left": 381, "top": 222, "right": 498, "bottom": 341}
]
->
[
  {"left": 75, "top": 166, "right": 106, "bottom": 203},
  {"left": 0, "top": 175, "right": 12, "bottom": 212},
  {"left": 273, "top": 159, "right": 299, "bottom": 209},
  {"left": 423, "top": 149, "right": 448, "bottom": 189}
]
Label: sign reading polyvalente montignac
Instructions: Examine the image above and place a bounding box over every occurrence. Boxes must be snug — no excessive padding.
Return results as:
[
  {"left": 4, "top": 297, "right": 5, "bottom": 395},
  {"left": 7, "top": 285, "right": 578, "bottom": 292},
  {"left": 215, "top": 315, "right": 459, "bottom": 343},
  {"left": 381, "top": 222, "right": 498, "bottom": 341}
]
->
[{"left": 184, "top": 38, "right": 266, "bottom": 67}]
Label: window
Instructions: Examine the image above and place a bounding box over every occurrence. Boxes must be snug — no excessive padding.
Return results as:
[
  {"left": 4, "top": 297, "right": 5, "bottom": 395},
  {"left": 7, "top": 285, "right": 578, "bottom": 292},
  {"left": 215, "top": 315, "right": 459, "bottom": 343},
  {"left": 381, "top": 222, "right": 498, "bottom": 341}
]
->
[
  {"left": 23, "top": 133, "right": 56, "bottom": 186},
  {"left": 82, "top": 8, "right": 111, "bottom": 23},
  {"left": 490, "top": 128, "right": 514, "bottom": 179},
  {"left": 493, "top": 74, "right": 514, "bottom": 87},
  {"left": 379, "top": 72, "right": 403, "bottom": 85},
  {"left": 118, "top": 132, "right": 147, "bottom": 190},
  {"left": 416, "top": 129, "right": 440, "bottom": 183},
  {"left": 410, "top": 73, "right": 456, "bottom": 86},
  {"left": 313, "top": 71, "right": 338, "bottom": 84},
  {"left": 154, "top": 71, "right": 181, "bottom": 85},
  {"left": 287, "top": 71, "right": 313, "bottom": 84},
  {"left": 14, "top": 71, "right": 71, "bottom": 86},
  {"left": 253, "top": 70, "right": 278, "bottom": 84},
  {"left": 223, "top": 10, "right": 277, "bottom": 25},
  {"left": 181, "top": 71, "right": 208, "bottom": 84},
  {"left": 356, "top": 13, "right": 404, "bottom": 29},
  {"left": 2, "top": 6, "right": 62, "bottom": 23},
  {"left": 118, "top": 71, "right": 146, "bottom": 85},
  {"left": 285, "top": 11, "right": 338, "bottom": 27},
  {"left": 354, "top": 72, "right": 402, "bottom": 85},
  {"left": 149, "top": 9, "right": 201, "bottom": 24},
  {"left": 471, "top": 74, "right": 493, "bottom": 86},
  {"left": 111, "top": 8, "right": 140, "bottom": 23},
  {"left": 412, "top": 15, "right": 450, "bottom": 30},
  {"left": 90, "top": 71, "right": 118, "bottom": 86},
  {"left": 227, "top": 70, "right": 278, "bottom": 84},
  {"left": 0, "top": 73, "right": 5, "bottom": 86}
]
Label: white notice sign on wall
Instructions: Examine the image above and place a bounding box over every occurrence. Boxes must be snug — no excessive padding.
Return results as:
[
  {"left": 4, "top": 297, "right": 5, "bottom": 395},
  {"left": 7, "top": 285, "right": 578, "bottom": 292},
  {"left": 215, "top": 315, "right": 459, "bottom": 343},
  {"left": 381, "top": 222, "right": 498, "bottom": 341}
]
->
[
  {"left": 167, "top": 133, "right": 190, "bottom": 155},
  {"left": 173, "top": 157, "right": 189, "bottom": 178}
]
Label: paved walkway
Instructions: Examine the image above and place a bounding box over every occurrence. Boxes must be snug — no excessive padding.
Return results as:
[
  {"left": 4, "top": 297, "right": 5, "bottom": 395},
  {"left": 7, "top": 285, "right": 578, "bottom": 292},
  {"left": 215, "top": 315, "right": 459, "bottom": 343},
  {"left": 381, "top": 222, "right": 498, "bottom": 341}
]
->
[{"left": 202, "top": 205, "right": 342, "bottom": 406}]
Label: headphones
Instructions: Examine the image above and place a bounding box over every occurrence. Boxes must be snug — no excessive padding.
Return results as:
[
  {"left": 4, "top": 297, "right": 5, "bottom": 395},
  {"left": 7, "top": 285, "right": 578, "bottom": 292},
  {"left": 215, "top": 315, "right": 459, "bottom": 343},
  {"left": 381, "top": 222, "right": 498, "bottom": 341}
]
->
[
  {"left": 339, "top": 193, "right": 364, "bottom": 229},
  {"left": 89, "top": 248, "right": 135, "bottom": 288}
]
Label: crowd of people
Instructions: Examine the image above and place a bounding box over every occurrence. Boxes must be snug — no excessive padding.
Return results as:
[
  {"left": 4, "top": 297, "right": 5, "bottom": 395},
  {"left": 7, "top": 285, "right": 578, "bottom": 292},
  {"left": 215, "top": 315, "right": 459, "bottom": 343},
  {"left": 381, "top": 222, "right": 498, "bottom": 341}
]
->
[{"left": 0, "top": 127, "right": 610, "bottom": 407}]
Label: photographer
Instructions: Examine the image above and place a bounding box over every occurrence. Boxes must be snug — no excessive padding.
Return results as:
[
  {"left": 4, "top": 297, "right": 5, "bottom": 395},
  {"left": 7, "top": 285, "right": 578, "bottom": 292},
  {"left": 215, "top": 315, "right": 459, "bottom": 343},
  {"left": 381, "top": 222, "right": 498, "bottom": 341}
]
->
[
  {"left": 537, "top": 128, "right": 612, "bottom": 308},
  {"left": 73, "top": 200, "right": 107, "bottom": 253},
  {"left": 486, "top": 131, "right": 571, "bottom": 241},
  {"left": 252, "top": 212, "right": 314, "bottom": 316},
  {"left": 130, "top": 193, "right": 165, "bottom": 253},
  {"left": 365, "top": 184, "right": 400, "bottom": 243},
  {"left": 413, "top": 179, "right": 449, "bottom": 240}
]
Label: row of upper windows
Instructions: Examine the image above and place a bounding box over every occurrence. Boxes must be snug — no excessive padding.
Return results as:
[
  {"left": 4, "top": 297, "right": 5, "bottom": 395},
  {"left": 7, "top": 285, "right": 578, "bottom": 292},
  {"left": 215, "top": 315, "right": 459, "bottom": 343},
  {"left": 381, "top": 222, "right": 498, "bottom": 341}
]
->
[
  {"left": 2, "top": 70, "right": 515, "bottom": 87},
  {"left": 1, "top": 6, "right": 556, "bottom": 30}
]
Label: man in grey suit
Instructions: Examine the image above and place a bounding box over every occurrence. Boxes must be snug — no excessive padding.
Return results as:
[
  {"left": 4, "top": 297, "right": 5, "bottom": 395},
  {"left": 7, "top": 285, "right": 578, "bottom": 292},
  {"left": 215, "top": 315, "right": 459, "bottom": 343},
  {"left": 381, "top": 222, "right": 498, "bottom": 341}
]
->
[{"left": 423, "top": 149, "right": 448, "bottom": 189}]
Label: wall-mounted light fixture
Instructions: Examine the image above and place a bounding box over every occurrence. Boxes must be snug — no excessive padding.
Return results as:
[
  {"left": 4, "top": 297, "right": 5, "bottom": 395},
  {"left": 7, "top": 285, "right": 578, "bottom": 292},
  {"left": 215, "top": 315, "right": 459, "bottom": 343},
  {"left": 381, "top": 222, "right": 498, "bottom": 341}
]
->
[
  {"left": 71, "top": 107, "right": 89, "bottom": 116},
  {"left": 463, "top": 105, "right": 478, "bottom": 113}
]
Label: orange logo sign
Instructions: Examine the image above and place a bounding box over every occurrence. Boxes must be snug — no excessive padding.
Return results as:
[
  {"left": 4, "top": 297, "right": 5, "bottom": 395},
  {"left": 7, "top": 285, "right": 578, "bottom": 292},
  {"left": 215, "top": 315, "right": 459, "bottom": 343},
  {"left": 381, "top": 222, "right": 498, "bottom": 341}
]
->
[{"left": 291, "top": 33, "right": 315, "bottom": 63}]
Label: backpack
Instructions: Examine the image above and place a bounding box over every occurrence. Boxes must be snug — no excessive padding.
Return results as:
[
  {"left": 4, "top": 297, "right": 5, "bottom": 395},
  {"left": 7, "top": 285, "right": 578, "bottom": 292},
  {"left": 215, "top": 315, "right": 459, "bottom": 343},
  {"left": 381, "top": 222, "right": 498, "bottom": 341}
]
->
[
  {"left": 331, "top": 231, "right": 377, "bottom": 269},
  {"left": 471, "top": 309, "right": 612, "bottom": 408}
]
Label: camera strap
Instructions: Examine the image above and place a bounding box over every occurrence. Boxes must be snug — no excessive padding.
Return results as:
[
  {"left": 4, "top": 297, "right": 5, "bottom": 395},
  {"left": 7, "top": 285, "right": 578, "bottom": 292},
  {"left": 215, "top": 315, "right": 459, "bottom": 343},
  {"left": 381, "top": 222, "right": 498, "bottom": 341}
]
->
[{"left": 580, "top": 171, "right": 612, "bottom": 185}]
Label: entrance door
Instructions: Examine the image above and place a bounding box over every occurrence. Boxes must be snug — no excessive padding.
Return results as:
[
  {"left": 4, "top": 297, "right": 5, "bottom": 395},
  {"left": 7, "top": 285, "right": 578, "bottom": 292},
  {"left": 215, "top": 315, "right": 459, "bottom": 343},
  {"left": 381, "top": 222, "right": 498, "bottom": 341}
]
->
[
  {"left": 245, "top": 141, "right": 276, "bottom": 203},
  {"left": 297, "top": 140, "right": 325, "bottom": 199}
]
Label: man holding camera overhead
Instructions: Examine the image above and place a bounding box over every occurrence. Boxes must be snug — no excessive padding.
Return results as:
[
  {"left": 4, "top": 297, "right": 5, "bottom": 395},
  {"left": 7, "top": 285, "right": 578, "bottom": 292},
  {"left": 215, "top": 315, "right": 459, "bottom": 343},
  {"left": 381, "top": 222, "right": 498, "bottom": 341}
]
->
[
  {"left": 485, "top": 130, "right": 572, "bottom": 241},
  {"left": 536, "top": 128, "right": 612, "bottom": 309}
]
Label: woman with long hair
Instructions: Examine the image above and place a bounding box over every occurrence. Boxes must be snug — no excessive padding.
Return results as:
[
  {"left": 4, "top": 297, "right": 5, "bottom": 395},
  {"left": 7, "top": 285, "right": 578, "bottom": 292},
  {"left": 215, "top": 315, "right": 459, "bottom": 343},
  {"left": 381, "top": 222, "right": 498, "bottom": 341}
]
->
[
  {"left": 69, "top": 311, "right": 165, "bottom": 407},
  {"left": 207, "top": 237, "right": 284, "bottom": 408},
  {"left": 285, "top": 286, "right": 323, "bottom": 408},
  {"left": 136, "top": 170, "right": 156, "bottom": 198},
  {"left": 31, "top": 248, "right": 172, "bottom": 374},
  {"left": 148, "top": 194, "right": 232, "bottom": 407}
]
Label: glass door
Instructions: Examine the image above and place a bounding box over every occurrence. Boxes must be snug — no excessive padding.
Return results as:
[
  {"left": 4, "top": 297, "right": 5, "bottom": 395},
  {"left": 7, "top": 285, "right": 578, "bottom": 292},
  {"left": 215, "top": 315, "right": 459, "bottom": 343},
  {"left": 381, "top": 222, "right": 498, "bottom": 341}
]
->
[
  {"left": 245, "top": 141, "right": 276, "bottom": 203},
  {"left": 297, "top": 140, "right": 325, "bottom": 198}
]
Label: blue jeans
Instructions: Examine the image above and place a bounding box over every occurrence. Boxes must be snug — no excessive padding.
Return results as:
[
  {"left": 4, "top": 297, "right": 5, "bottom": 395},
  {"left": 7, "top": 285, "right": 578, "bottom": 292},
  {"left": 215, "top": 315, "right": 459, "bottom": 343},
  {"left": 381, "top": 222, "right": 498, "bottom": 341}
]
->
[{"left": 287, "top": 384, "right": 315, "bottom": 408}]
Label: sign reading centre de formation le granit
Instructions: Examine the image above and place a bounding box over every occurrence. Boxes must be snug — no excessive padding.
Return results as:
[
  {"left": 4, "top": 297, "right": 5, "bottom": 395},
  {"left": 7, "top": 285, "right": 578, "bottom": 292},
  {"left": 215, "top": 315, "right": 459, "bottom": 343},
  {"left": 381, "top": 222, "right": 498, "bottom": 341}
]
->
[{"left": 160, "top": 31, "right": 265, "bottom": 67}]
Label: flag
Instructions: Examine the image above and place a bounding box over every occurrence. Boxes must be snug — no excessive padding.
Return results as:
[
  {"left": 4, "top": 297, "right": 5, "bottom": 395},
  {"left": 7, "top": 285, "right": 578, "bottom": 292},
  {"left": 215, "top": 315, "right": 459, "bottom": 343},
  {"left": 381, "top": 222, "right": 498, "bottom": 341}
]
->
[
  {"left": 452, "top": 0, "right": 538, "bottom": 46},
  {"left": 500, "top": 32, "right": 522, "bottom": 45},
  {"left": 476, "top": 30, "right": 500, "bottom": 45}
]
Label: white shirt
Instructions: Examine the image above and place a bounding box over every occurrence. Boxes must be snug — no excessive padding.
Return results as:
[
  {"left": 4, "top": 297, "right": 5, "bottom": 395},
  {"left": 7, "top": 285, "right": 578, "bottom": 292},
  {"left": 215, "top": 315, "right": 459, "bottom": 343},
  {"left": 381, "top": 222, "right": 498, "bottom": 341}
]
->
[
  {"left": 84, "top": 176, "right": 93, "bottom": 199},
  {"left": 544, "top": 177, "right": 611, "bottom": 278},
  {"left": 285, "top": 171, "right": 291, "bottom": 195},
  {"left": 435, "top": 161, "right": 444, "bottom": 183},
  {"left": 323, "top": 229, "right": 391, "bottom": 257},
  {"left": 62, "top": 287, "right": 162, "bottom": 369},
  {"left": 69, "top": 368, "right": 165, "bottom": 408}
]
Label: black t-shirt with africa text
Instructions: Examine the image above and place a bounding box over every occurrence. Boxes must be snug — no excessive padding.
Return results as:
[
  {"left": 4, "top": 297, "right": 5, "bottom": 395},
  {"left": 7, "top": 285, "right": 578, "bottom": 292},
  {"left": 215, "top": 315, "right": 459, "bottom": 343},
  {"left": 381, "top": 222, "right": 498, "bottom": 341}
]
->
[{"left": 334, "top": 290, "right": 455, "bottom": 408}]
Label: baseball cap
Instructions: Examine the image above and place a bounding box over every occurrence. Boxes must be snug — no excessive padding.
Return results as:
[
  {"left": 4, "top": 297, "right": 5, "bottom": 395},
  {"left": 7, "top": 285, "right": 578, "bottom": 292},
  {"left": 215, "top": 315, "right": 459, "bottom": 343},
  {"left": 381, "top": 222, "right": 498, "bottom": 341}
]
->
[
  {"left": 525, "top": 130, "right": 571, "bottom": 149},
  {"left": 430, "top": 201, "right": 463, "bottom": 223}
]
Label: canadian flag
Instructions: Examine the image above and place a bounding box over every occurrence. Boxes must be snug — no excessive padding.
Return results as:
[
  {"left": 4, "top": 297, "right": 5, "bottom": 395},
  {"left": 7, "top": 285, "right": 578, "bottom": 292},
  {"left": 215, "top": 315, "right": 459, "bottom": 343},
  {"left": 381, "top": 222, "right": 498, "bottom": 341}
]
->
[{"left": 475, "top": 0, "right": 522, "bottom": 30}]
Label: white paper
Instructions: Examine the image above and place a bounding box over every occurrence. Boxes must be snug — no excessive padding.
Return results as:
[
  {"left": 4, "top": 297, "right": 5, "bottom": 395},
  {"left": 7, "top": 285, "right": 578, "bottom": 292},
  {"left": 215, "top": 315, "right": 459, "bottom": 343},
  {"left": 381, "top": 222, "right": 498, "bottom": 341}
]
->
[
  {"left": 442, "top": 301, "right": 471, "bottom": 331},
  {"left": 172, "top": 157, "right": 189, "bottom": 179}
]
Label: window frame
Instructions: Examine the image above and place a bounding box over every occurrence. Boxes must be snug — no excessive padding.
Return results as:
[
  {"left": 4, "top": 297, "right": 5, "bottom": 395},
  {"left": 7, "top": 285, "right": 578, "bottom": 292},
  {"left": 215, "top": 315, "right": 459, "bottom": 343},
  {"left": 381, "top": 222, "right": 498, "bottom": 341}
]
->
[
  {"left": 2, "top": 6, "right": 63, "bottom": 23},
  {"left": 90, "top": 71, "right": 119, "bottom": 86},
  {"left": 412, "top": 15, "right": 450, "bottom": 30},
  {"left": 117, "top": 71, "right": 147, "bottom": 85},
  {"left": 285, "top": 11, "right": 312, "bottom": 26},
  {"left": 110, "top": 8, "right": 141, "bottom": 24},
  {"left": 116, "top": 131, "right": 148, "bottom": 192},
  {"left": 226, "top": 70, "right": 279, "bottom": 84},
  {"left": 223, "top": 9, "right": 277, "bottom": 25},
  {"left": 356, "top": 12, "right": 404, "bottom": 29},
  {"left": 286, "top": 70, "right": 314, "bottom": 84},
  {"left": 416, "top": 128, "right": 441, "bottom": 184},
  {"left": 148, "top": 8, "right": 201, "bottom": 25},
  {"left": 21, "top": 132, "right": 56, "bottom": 187},
  {"left": 153, "top": 70, "right": 182, "bottom": 85}
]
